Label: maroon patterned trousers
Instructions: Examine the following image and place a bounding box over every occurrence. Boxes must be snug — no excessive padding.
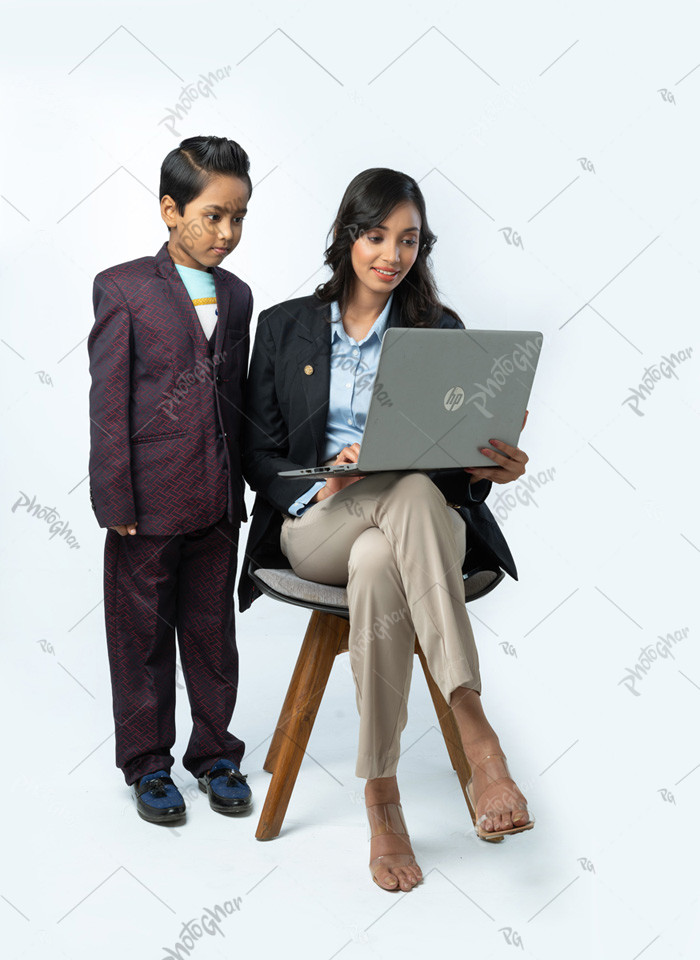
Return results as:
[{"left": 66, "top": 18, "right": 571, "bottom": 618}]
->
[{"left": 103, "top": 512, "right": 244, "bottom": 784}]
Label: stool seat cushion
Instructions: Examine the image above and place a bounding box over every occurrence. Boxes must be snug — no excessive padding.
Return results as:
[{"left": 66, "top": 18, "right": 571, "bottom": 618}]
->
[
  {"left": 253, "top": 567, "right": 499, "bottom": 609},
  {"left": 254, "top": 568, "right": 349, "bottom": 608}
]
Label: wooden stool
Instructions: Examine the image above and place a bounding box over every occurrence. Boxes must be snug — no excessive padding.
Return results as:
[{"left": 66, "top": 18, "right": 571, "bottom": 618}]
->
[{"left": 249, "top": 561, "right": 504, "bottom": 841}]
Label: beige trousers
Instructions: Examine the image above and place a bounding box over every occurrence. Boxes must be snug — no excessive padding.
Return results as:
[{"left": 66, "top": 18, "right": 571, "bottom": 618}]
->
[{"left": 280, "top": 469, "right": 481, "bottom": 779}]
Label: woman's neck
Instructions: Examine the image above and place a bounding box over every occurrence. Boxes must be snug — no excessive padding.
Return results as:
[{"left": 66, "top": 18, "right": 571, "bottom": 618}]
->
[{"left": 342, "top": 288, "right": 392, "bottom": 341}]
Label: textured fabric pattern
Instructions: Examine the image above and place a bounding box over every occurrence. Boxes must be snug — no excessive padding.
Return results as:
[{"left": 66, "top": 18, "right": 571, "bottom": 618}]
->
[
  {"left": 88, "top": 241, "right": 253, "bottom": 534},
  {"left": 104, "top": 511, "right": 244, "bottom": 785}
]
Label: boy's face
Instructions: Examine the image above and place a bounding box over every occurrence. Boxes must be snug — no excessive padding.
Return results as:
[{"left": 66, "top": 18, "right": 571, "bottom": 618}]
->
[{"left": 161, "top": 174, "right": 250, "bottom": 271}]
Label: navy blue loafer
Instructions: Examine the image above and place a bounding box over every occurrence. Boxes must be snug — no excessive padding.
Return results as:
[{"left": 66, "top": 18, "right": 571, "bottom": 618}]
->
[
  {"left": 133, "top": 770, "right": 186, "bottom": 824},
  {"left": 197, "top": 759, "right": 252, "bottom": 814}
]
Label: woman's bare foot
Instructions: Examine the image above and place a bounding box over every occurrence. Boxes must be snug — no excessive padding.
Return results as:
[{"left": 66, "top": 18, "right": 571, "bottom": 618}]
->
[
  {"left": 365, "top": 776, "right": 422, "bottom": 891},
  {"left": 449, "top": 688, "right": 532, "bottom": 835}
]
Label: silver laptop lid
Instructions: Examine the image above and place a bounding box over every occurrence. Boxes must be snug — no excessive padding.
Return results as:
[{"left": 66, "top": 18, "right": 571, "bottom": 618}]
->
[{"left": 356, "top": 327, "right": 543, "bottom": 472}]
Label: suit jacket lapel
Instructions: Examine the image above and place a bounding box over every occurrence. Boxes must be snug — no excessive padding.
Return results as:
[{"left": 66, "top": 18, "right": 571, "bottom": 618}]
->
[
  {"left": 209, "top": 264, "right": 230, "bottom": 356},
  {"left": 154, "top": 241, "right": 220, "bottom": 355},
  {"left": 294, "top": 298, "right": 332, "bottom": 459}
]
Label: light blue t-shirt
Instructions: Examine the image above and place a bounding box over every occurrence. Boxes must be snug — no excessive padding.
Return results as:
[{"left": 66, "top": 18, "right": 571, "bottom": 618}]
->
[{"left": 174, "top": 263, "right": 218, "bottom": 340}]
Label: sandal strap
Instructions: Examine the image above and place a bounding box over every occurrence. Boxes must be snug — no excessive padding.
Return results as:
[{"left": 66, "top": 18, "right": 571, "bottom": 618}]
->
[
  {"left": 471, "top": 753, "right": 511, "bottom": 777},
  {"left": 366, "top": 802, "right": 409, "bottom": 840}
]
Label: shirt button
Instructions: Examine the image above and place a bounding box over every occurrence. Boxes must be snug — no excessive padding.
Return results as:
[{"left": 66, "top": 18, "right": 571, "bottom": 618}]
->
[
  {"left": 347, "top": 418, "right": 352, "bottom": 425},
  {"left": 345, "top": 383, "right": 351, "bottom": 388},
  {"left": 353, "top": 350, "right": 359, "bottom": 357}
]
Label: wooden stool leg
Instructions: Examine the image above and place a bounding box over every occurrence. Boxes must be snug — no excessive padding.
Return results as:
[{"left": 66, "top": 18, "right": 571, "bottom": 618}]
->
[
  {"left": 256, "top": 611, "right": 349, "bottom": 841},
  {"left": 415, "top": 639, "right": 476, "bottom": 824},
  {"left": 264, "top": 613, "right": 348, "bottom": 773}
]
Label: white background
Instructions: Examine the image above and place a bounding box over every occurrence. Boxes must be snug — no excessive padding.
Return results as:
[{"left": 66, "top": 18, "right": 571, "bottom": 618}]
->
[{"left": 2, "top": 1, "right": 700, "bottom": 957}]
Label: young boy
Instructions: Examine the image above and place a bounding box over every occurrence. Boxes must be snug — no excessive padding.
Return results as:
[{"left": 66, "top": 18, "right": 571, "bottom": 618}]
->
[{"left": 88, "top": 136, "right": 254, "bottom": 824}]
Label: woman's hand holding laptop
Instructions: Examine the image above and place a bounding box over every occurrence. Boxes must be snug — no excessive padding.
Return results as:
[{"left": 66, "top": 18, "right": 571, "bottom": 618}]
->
[{"left": 464, "top": 409, "right": 529, "bottom": 486}]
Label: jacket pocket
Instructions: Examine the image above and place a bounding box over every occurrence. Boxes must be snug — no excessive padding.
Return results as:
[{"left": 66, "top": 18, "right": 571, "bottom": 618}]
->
[{"left": 131, "top": 431, "right": 187, "bottom": 444}]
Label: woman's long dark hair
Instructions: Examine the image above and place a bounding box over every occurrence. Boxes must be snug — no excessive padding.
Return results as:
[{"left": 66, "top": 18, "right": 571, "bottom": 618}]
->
[{"left": 314, "top": 167, "right": 460, "bottom": 327}]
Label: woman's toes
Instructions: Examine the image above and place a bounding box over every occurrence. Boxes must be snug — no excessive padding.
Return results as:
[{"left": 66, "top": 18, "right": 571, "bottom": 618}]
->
[
  {"left": 479, "top": 813, "right": 494, "bottom": 832},
  {"left": 396, "top": 868, "right": 415, "bottom": 891},
  {"left": 377, "top": 868, "right": 399, "bottom": 889}
]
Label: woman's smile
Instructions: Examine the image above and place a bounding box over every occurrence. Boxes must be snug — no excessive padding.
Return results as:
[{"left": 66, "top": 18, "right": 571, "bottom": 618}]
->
[{"left": 371, "top": 266, "right": 399, "bottom": 281}]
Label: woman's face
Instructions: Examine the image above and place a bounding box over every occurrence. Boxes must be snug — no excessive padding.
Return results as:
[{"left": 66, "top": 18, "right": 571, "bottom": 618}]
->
[{"left": 349, "top": 201, "right": 422, "bottom": 297}]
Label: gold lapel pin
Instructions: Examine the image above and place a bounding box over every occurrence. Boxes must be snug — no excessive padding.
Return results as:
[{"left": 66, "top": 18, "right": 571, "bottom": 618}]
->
[{"left": 304, "top": 364, "right": 314, "bottom": 375}]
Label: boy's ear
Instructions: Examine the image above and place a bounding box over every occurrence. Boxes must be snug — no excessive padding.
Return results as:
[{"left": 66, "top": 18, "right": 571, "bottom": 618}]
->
[{"left": 160, "top": 194, "right": 178, "bottom": 228}]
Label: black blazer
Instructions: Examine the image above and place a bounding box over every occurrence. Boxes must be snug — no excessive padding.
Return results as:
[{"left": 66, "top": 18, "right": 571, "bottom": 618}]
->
[{"left": 237, "top": 293, "right": 517, "bottom": 612}]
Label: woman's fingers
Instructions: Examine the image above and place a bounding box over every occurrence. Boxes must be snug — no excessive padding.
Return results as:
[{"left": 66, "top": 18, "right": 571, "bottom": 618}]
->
[
  {"left": 486, "top": 438, "right": 528, "bottom": 466},
  {"left": 465, "top": 440, "right": 530, "bottom": 484},
  {"left": 335, "top": 442, "right": 361, "bottom": 464}
]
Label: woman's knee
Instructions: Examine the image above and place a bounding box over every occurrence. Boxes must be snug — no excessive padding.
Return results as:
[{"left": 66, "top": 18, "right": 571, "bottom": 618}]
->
[
  {"left": 347, "top": 527, "right": 394, "bottom": 582},
  {"left": 388, "top": 470, "right": 446, "bottom": 506}
]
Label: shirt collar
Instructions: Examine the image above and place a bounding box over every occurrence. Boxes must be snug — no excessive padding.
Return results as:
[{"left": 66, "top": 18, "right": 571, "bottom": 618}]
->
[{"left": 329, "top": 292, "right": 394, "bottom": 346}]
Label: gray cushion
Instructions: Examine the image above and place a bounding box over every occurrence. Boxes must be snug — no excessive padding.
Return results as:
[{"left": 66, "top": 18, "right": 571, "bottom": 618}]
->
[
  {"left": 254, "top": 567, "right": 498, "bottom": 609},
  {"left": 254, "top": 568, "right": 349, "bottom": 608}
]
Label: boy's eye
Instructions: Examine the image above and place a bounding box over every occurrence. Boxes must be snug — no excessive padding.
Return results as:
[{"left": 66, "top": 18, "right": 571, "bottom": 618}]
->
[{"left": 206, "top": 214, "right": 245, "bottom": 223}]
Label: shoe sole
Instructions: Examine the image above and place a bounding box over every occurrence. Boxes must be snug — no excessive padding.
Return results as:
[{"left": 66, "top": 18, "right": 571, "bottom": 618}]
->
[
  {"left": 465, "top": 779, "right": 535, "bottom": 842},
  {"left": 135, "top": 806, "right": 186, "bottom": 825}
]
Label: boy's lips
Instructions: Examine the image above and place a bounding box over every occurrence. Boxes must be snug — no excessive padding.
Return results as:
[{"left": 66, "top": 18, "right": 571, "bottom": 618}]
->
[{"left": 212, "top": 246, "right": 230, "bottom": 254}]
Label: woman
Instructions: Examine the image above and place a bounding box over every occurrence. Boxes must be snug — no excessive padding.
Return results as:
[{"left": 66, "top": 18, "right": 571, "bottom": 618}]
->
[{"left": 239, "top": 168, "right": 535, "bottom": 892}]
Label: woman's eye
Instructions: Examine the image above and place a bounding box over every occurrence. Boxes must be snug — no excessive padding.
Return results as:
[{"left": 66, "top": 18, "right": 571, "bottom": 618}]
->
[{"left": 403, "top": 238, "right": 417, "bottom": 245}]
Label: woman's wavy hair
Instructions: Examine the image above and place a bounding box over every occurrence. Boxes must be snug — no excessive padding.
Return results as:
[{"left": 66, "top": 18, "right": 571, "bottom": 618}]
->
[{"left": 314, "top": 167, "right": 460, "bottom": 327}]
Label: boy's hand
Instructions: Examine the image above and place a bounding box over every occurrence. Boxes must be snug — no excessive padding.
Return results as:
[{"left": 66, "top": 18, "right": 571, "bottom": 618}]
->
[{"left": 109, "top": 522, "right": 138, "bottom": 536}]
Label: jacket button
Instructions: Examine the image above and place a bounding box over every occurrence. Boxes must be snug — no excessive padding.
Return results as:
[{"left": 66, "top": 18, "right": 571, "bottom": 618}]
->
[{"left": 304, "top": 364, "right": 313, "bottom": 375}]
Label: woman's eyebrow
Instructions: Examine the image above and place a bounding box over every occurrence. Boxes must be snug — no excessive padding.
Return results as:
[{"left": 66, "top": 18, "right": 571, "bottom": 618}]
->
[{"left": 373, "top": 225, "right": 420, "bottom": 232}]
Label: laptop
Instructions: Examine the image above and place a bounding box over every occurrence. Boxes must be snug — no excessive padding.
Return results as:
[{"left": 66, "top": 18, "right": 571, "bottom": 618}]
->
[{"left": 278, "top": 327, "right": 543, "bottom": 479}]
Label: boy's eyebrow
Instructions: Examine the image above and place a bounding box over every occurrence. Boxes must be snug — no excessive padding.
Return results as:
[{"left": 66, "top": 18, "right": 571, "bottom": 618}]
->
[{"left": 202, "top": 203, "right": 248, "bottom": 215}]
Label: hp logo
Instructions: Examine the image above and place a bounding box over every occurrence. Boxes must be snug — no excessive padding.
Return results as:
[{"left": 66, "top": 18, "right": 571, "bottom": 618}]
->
[{"left": 444, "top": 386, "right": 465, "bottom": 412}]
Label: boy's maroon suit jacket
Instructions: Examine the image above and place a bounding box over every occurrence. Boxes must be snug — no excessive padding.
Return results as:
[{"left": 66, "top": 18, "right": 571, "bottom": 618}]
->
[{"left": 88, "top": 241, "right": 253, "bottom": 535}]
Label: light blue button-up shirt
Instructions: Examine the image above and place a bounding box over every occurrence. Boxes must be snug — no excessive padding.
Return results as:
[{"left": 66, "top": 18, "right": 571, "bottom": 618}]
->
[{"left": 288, "top": 293, "right": 394, "bottom": 515}]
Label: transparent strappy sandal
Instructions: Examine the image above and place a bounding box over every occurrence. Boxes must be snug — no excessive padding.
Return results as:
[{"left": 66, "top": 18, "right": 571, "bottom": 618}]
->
[
  {"left": 366, "top": 802, "right": 422, "bottom": 891},
  {"left": 465, "top": 753, "right": 535, "bottom": 842}
]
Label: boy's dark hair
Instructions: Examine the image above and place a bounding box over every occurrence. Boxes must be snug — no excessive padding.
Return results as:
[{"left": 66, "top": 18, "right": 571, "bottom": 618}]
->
[
  {"left": 315, "top": 167, "right": 460, "bottom": 328},
  {"left": 160, "top": 136, "right": 252, "bottom": 219}
]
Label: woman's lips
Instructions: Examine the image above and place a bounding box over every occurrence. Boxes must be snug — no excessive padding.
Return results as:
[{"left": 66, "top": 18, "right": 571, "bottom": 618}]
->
[{"left": 371, "top": 267, "right": 399, "bottom": 281}]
